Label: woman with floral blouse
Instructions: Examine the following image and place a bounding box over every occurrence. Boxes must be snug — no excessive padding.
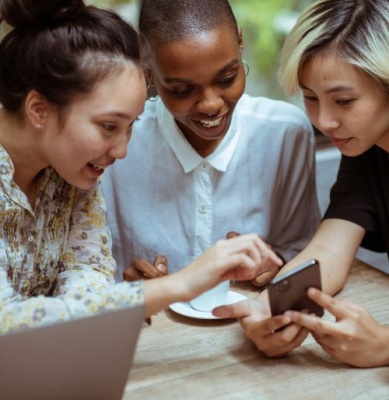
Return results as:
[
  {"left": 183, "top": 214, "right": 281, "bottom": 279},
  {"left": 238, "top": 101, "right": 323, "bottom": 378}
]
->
[{"left": 0, "top": 0, "right": 277, "bottom": 335}]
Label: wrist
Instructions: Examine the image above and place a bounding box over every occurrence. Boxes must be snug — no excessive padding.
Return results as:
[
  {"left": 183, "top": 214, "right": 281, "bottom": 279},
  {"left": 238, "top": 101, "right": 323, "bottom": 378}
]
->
[
  {"left": 257, "top": 290, "right": 271, "bottom": 315},
  {"left": 142, "top": 272, "right": 191, "bottom": 317},
  {"left": 375, "top": 325, "right": 389, "bottom": 367}
]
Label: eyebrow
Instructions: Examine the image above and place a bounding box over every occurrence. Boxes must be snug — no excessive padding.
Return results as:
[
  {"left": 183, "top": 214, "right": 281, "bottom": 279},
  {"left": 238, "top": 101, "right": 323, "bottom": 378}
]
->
[
  {"left": 102, "top": 111, "right": 132, "bottom": 120},
  {"left": 164, "top": 59, "right": 240, "bottom": 84},
  {"left": 299, "top": 82, "right": 355, "bottom": 94}
]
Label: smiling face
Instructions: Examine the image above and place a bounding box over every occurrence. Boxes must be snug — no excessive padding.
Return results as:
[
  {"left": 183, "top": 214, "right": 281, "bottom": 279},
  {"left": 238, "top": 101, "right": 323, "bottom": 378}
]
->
[
  {"left": 299, "top": 52, "right": 389, "bottom": 156},
  {"left": 44, "top": 63, "right": 146, "bottom": 190},
  {"left": 150, "top": 26, "right": 245, "bottom": 157}
]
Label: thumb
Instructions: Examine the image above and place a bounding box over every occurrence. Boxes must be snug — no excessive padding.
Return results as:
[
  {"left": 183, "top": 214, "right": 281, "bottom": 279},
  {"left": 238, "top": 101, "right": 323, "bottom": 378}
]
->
[{"left": 212, "top": 299, "right": 253, "bottom": 319}]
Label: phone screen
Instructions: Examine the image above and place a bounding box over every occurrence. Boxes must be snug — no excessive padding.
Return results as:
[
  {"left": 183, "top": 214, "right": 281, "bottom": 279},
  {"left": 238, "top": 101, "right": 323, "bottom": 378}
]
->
[{"left": 268, "top": 259, "right": 324, "bottom": 317}]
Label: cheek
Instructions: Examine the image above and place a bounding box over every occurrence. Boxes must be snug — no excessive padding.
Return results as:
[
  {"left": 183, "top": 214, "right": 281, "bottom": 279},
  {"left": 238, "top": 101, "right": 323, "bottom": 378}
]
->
[
  {"left": 161, "top": 96, "right": 191, "bottom": 119},
  {"left": 302, "top": 102, "right": 317, "bottom": 124},
  {"left": 232, "top": 76, "right": 246, "bottom": 100}
]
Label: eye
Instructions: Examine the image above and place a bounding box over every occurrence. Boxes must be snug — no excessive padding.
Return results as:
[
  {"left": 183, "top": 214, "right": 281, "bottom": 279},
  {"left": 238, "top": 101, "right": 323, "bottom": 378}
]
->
[
  {"left": 102, "top": 123, "right": 117, "bottom": 132},
  {"left": 303, "top": 95, "right": 318, "bottom": 103},
  {"left": 217, "top": 73, "right": 238, "bottom": 87},
  {"left": 168, "top": 86, "right": 195, "bottom": 98},
  {"left": 336, "top": 99, "right": 354, "bottom": 106}
]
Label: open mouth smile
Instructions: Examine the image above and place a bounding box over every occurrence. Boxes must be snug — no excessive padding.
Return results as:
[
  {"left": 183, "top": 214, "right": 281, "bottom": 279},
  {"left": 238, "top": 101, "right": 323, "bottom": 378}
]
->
[
  {"left": 199, "top": 116, "right": 223, "bottom": 128},
  {"left": 88, "top": 163, "right": 110, "bottom": 172}
]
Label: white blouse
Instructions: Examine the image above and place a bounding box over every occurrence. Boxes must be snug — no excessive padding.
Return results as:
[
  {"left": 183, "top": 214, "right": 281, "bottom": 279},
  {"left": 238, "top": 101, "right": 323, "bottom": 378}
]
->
[{"left": 103, "top": 94, "right": 321, "bottom": 279}]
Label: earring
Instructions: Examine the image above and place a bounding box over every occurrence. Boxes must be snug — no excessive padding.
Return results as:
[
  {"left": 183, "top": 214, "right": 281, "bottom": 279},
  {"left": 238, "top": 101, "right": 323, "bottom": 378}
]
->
[
  {"left": 242, "top": 60, "right": 250, "bottom": 77},
  {"left": 147, "top": 79, "right": 159, "bottom": 102},
  {"left": 148, "top": 94, "right": 159, "bottom": 102},
  {"left": 239, "top": 45, "right": 249, "bottom": 77},
  {"left": 36, "top": 124, "right": 42, "bottom": 129}
]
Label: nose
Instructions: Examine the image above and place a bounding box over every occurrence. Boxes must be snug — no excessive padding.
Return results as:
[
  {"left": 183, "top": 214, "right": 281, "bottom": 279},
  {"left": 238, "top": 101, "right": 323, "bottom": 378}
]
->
[
  {"left": 315, "top": 107, "right": 339, "bottom": 134},
  {"left": 196, "top": 87, "right": 223, "bottom": 116},
  {"left": 108, "top": 131, "right": 130, "bottom": 160}
]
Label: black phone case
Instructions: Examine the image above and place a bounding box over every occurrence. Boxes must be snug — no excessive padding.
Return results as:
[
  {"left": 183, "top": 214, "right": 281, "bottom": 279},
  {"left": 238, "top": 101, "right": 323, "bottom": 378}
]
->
[{"left": 268, "top": 259, "right": 324, "bottom": 317}]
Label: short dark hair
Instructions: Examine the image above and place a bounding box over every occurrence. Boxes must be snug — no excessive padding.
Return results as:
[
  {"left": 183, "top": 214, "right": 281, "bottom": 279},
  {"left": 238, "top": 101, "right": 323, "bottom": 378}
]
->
[
  {"left": 0, "top": 0, "right": 141, "bottom": 112},
  {"left": 139, "top": 0, "right": 238, "bottom": 65}
]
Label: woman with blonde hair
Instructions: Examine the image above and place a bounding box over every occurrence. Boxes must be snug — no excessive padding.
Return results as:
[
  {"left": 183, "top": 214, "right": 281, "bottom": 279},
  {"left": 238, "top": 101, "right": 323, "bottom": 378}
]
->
[{"left": 214, "top": 0, "right": 389, "bottom": 368}]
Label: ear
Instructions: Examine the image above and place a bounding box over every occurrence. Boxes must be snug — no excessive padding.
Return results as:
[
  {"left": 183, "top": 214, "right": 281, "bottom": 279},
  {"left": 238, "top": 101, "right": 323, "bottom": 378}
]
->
[
  {"left": 144, "top": 68, "right": 154, "bottom": 88},
  {"left": 238, "top": 27, "right": 244, "bottom": 49},
  {"left": 145, "top": 68, "right": 159, "bottom": 98},
  {"left": 24, "top": 90, "right": 50, "bottom": 130}
]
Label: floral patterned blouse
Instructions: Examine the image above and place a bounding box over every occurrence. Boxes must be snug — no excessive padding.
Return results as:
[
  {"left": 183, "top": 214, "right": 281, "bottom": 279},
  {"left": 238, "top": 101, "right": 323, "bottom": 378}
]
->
[{"left": 0, "top": 145, "right": 144, "bottom": 335}]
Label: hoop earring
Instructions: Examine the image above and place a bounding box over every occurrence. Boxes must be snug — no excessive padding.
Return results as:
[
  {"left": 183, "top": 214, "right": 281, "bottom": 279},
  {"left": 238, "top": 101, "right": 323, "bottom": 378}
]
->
[
  {"left": 147, "top": 80, "right": 159, "bottom": 102},
  {"left": 242, "top": 60, "right": 250, "bottom": 77},
  {"left": 148, "top": 94, "right": 159, "bottom": 102}
]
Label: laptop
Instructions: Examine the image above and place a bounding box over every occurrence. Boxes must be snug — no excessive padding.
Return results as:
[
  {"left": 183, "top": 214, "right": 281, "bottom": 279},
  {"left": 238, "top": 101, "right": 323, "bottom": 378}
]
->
[{"left": 0, "top": 305, "right": 145, "bottom": 400}]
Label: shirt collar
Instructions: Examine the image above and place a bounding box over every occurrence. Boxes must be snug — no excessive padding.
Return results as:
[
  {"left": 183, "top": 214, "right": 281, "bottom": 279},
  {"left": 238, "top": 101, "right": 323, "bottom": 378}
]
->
[
  {"left": 0, "top": 144, "right": 56, "bottom": 211},
  {"left": 157, "top": 98, "right": 240, "bottom": 173}
]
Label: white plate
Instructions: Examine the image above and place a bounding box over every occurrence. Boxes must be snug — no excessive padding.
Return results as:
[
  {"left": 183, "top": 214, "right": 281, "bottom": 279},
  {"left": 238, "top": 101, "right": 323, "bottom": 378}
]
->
[{"left": 169, "top": 291, "right": 248, "bottom": 320}]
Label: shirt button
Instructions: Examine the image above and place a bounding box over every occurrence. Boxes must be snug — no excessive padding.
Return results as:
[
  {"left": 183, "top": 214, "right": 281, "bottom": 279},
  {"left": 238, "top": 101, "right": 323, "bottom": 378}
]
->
[
  {"left": 27, "top": 235, "right": 34, "bottom": 242},
  {"left": 199, "top": 205, "right": 207, "bottom": 213},
  {"left": 201, "top": 162, "right": 207, "bottom": 169}
]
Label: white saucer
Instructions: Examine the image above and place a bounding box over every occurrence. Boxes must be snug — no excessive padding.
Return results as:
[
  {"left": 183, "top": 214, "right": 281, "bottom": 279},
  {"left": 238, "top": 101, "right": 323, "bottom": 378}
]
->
[{"left": 169, "top": 290, "right": 248, "bottom": 320}]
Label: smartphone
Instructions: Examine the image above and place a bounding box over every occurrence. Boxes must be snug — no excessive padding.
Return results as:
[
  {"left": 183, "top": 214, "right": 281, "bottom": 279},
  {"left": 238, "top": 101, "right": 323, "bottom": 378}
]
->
[{"left": 268, "top": 259, "right": 324, "bottom": 317}]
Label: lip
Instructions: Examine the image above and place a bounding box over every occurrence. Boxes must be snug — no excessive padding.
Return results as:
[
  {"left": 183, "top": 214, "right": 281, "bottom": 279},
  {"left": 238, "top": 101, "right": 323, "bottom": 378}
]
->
[
  {"left": 193, "top": 114, "right": 229, "bottom": 138},
  {"left": 87, "top": 164, "right": 105, "bottom": 178},
  {"left": 86, "top": 161, "right": 114, "bottom": 177},
  {"left": 329, "top": 137, "right": 352, "bottom": 146}
]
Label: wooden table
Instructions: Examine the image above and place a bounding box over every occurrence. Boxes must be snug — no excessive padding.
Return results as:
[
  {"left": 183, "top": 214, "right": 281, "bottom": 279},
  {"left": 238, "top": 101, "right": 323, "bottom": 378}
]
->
[{"left": 123, "top": 260, "right": 389, "bottom": 399}]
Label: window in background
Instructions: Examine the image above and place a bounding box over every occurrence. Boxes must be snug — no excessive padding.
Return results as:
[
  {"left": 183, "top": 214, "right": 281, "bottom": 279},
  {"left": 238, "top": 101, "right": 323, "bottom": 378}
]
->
[
  {"left": 86, "top": 0, "right": 139, "bottom": 25},
  {"left": 88, "top": 0, "right": 309, "bottom": 101},
  {"left": 230, "top": 0, "right": 312, "bottom": 101}
]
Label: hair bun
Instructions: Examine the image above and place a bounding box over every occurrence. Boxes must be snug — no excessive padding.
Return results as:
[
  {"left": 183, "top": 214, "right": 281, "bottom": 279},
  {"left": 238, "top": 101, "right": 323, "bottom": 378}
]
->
[{"left": 0, "top": 0, "right": 85, "bottom": 28}]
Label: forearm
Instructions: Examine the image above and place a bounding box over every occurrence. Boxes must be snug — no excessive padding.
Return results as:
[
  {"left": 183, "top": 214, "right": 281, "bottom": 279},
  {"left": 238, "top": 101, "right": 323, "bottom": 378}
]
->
[
  {"left": 143, "top": 272, "right": 189, "bottom": 317},
  {"left": 275, "top": 242, "right": 352, "bottom": 296},
  {"left": 259, "top": 219, "right": 365, "bottom": 309}
]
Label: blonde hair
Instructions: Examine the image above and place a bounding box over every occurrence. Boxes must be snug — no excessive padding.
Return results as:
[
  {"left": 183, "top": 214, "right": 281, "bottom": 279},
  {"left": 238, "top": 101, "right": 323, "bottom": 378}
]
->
[{"left": 279, "top": 0, "right": 389, "bottom": 96}]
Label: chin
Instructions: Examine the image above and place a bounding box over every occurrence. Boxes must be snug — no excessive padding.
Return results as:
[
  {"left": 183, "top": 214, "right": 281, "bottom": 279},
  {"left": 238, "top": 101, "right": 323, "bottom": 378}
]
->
[
  {"left": 339, "top": 147, "right": 368, "bottom": 158},
  {"left": 63, "top": 177, "right": 98, "bottom": 191}
]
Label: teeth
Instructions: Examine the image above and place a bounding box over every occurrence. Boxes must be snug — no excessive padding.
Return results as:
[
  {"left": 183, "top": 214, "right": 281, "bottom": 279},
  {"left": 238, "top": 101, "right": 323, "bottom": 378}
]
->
[
  {"left": 90, "top": 164, "right": 108, "bottom": 171},
  {"left": 200, "top": 117, "right": 223, "bottom": 128}
]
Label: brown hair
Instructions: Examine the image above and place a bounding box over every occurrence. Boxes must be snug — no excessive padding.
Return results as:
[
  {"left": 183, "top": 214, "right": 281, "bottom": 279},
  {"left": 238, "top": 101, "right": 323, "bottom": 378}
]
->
[{"left": 0, "top": 0, "right": 141, "bottom": 112}]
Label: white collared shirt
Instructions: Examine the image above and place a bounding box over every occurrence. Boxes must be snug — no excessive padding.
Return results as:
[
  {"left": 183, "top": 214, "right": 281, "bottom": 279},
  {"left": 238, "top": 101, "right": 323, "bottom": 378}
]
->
[{"left": 102, "top": 94, "right": 320, "bottom": 279}]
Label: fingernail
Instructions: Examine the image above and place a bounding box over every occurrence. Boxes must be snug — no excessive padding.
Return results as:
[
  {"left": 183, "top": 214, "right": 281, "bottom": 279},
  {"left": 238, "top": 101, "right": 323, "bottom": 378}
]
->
[
  {"left": 284, "top": 311, "right": 293, "bottom": 318},
  {"left": 157, "top": 264, "right": 166, "bottom": 272},
  {"left": 212, "top": 307, "right": 228, "bottom": 318}
]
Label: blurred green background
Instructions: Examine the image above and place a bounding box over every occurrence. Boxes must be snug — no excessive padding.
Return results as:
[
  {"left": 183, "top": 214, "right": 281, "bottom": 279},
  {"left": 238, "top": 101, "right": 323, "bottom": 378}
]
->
[{"left": 88, "top": 0, "right": 310, "bottom": 102}]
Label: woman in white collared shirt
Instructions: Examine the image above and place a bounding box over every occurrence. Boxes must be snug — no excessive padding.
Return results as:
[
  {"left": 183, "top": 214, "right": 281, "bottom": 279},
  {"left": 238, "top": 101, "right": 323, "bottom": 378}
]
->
[{"left": 102, "top": 0, "right": 320, "bottom": 284}]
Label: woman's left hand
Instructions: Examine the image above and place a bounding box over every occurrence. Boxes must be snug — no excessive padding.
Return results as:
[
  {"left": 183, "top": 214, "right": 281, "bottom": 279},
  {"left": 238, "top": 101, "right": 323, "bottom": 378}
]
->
[{"left": 285, "top": 288, "right": 389, "bottom": 368}]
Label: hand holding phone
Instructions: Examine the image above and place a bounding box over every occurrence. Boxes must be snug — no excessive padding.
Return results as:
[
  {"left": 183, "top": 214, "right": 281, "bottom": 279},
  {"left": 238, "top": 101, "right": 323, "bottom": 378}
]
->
[{"left": 268, "top": 259, "right": 324, "bottom": 317}]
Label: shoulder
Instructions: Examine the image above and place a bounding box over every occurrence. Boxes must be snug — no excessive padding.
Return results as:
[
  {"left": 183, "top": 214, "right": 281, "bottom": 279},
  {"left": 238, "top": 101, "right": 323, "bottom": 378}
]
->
[
  {"left": 340, "top": 145, "right": 389, "bottom": 173},
  {"left": 236, "top": 94, "right": 314, "bottom": 145},
  {"left": 236, "top": 94, "right": 312, "bottom": 132}
]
